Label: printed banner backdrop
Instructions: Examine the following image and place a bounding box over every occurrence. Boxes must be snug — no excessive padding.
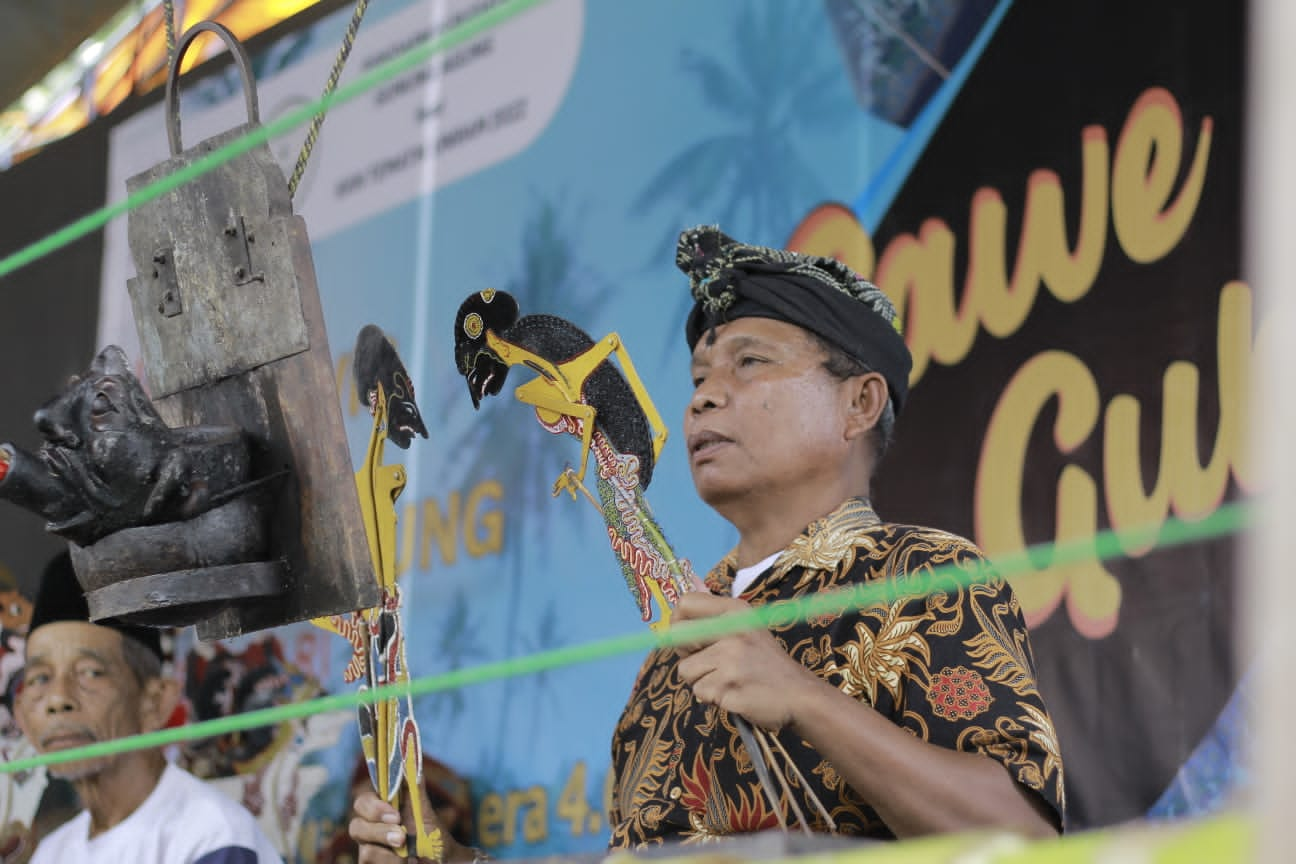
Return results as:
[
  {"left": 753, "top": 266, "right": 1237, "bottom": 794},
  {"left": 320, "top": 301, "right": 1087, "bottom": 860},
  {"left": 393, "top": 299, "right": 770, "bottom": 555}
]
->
[
  {"left": 861, "top": 2, "right": 1247, "bottom": 828},
  {"left": 74, "top": 0, "right": 1245, "bottom": 859}
]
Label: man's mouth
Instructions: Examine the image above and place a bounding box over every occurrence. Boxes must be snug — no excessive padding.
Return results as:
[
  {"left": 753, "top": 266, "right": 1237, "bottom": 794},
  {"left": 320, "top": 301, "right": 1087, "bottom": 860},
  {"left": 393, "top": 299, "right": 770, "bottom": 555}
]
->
[
  {"left": 41, "top": 730, "right": 96, "bottom": 751},
  {"left": 688, "top": 431, "right": 732, "bottom": 460}
]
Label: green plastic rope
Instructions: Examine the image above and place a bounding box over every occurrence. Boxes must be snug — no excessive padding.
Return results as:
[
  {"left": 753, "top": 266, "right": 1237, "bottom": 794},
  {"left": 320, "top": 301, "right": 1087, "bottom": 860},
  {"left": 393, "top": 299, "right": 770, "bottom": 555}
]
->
[
  {"left": 0, "top": 0, "right": 546, "bottom": 282},
  {"left": 0, "top": 500, "right": 1249, "bottom": 776}
]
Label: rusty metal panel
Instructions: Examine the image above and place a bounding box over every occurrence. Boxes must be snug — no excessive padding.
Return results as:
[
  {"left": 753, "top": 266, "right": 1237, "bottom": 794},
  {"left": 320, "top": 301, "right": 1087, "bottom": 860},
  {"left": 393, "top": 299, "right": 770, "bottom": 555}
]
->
[
  {"left": 125, "top": 123, "right": 309, "bottom": 399},
  {"left": 111, "top": 22, "right": 377, "bottom": 637},
  {"left": 143, "top": 215, "right": 379, "bottom": 640}
]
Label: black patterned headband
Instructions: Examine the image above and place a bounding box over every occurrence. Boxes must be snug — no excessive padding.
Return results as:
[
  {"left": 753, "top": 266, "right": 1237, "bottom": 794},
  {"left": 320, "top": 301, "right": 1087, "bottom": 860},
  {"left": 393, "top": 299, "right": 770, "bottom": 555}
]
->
[{"left": 677, "top": 225, "right": 912, "bottom": 414}]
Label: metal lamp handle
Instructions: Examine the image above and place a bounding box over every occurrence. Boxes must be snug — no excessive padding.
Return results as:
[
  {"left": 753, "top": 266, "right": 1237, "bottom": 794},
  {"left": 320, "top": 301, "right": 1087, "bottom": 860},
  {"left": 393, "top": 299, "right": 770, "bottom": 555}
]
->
[{"left": 164, "top": 21, "right": 260, "bottom": 157}]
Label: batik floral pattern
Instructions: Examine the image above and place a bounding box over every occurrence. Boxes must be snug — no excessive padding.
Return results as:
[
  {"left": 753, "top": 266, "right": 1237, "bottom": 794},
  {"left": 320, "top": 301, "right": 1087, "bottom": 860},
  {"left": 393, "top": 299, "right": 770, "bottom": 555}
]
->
[
  {"left": 608, "top": 498, "right": 1065, "bottom": 847},
  {"left": 927, "top": 666, "right": 993, "bottom": 721}
]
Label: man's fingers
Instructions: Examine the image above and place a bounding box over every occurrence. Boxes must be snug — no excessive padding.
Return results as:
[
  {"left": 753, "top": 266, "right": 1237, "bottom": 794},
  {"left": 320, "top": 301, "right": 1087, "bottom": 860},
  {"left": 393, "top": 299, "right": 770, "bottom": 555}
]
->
[
  {"left": 354, "top": 790, "right": 402, "bottom": 824},
  {"left": 673, "top": 592, "right": 747, "bottom": 621},
  {"left": 349, "top": 814, "right": 407, "bottom": 849},
  {"left": 356, "top": 845, "right": 403, "bottom": 864},
  {"left": 671, "top": 593, "right": 752, "bottom": 654},
  {"left": 676, "top": 644, "right": 724, "bottom": 686},
  {"left": 351, "top": 789, "right": 408, "bottom": 860},
  {"left": 683, "top": 662, "right": 738, "bottom": 712}
]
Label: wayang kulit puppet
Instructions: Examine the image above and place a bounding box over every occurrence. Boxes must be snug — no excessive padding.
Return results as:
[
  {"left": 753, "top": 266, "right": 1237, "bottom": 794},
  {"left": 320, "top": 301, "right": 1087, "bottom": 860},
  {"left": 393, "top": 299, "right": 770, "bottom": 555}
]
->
[
  {"left": 454, "top": 288, "right": 699, "bottom": 627},
  {"left": 452, "top": 288, "right": 833, "bottom": 834},
  {"left": 311, "top": 325, "right": 444, "bottom": 860}
]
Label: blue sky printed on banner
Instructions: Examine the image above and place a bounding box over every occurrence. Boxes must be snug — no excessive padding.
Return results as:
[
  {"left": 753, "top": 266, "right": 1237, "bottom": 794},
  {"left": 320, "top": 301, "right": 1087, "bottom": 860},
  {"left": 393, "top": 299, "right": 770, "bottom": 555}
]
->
[
  {"left": 307, "top": 4, "right": 899, "bottom": 857},
  {"left": 165, "top": 0, "right": 1027, "bottom": 858}
]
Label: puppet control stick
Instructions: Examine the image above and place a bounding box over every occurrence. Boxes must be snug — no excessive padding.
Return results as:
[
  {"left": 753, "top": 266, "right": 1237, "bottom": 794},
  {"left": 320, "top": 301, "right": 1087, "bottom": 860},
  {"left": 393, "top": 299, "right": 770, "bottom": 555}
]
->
[{"left": 311, "top": 325, "right": 440, "bottom": 860}]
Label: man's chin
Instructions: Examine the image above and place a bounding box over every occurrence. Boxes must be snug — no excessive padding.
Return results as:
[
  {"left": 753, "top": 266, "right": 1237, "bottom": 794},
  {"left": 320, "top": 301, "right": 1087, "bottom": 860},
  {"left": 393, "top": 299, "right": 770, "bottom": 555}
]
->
[
  {"left": 692, "top": 478, "right": 750, "bottom": 513},
  {"left": 48, "top": 757, "right": 109, "bottom": 782}
]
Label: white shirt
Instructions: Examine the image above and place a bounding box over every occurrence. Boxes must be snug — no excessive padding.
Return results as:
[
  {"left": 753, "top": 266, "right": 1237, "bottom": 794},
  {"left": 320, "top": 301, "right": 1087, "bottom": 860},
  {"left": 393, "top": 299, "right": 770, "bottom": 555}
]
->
[
  {"left": 31, "top": 762, "right": 284, "bottom": 864},
  {"left": 731, "top": 552, "right": 781, "bottom": 597}
]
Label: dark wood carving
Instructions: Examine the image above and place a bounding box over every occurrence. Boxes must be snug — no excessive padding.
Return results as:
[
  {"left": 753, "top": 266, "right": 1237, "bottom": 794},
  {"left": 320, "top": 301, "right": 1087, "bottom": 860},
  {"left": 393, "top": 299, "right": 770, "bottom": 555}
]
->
[
  {"left": 0, "top": 345, "right": 284, "bottom": 626},
  {"left": 121, "top": 22, "right": 377, "bottom": 638},
  {"left": 0, "top": 22, "right": 377, "bottom": 637}
]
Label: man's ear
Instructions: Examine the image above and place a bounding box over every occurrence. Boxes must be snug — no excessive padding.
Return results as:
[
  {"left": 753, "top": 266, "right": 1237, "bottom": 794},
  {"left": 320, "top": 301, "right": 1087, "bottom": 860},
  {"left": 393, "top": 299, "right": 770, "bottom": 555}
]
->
[
  {"left": 138, "top": 676, "right": 181, "bottom": 733},
  {"left": 843, "top": 372, "right": 889, "bottom": 442}
]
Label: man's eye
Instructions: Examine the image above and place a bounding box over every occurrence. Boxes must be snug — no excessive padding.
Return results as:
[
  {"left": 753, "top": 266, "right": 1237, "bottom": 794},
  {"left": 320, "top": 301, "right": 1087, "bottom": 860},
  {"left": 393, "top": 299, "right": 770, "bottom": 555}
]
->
[
  {"left": 738, "top": 355, "right": 765, "bottom": 366},
  {"left": 25, "top": 672, "right": 48, "bottom": 686}
]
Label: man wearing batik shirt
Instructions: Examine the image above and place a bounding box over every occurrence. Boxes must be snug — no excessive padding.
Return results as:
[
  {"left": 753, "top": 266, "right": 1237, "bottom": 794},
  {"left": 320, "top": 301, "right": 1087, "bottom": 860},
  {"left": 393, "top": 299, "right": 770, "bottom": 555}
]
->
[
  {"left": 350, "top": 226, "right": 1063, "bottom": 861},
  {"left": 606, "top": 226, "right": 1064, "bottom": 845}
]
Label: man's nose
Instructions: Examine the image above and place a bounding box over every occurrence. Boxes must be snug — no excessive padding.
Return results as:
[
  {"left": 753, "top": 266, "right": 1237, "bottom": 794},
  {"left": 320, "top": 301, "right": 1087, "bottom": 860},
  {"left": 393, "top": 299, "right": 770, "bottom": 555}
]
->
[
  {"left": 42, "top": 674, "right": 78, "bottom": 714},
  {"left": 689, "top": 375, "right": 728, "bottom": 414}
]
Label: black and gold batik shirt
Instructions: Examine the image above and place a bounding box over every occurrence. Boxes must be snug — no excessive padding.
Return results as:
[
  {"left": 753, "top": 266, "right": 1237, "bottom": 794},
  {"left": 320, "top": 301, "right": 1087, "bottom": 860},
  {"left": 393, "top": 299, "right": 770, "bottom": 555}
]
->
[{"left": 607, "top": 498, "right": 1065, "bottom": 847}]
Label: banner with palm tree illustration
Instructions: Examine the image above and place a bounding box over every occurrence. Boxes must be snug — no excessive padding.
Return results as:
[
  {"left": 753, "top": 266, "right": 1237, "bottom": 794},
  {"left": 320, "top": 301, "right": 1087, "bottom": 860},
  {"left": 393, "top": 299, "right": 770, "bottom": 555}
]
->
[{"left": 64, "top": 0, "right": 1247, "bottom": 859}]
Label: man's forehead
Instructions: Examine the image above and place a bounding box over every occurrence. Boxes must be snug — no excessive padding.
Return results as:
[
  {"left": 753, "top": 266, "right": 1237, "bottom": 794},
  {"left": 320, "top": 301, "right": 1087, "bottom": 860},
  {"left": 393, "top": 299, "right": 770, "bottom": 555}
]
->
[
  {"left": 689, "top": 318, "right": 814, "bottom": 362},
  {"left": 24, "top": 621, "right": 124, "bottom": 663}
]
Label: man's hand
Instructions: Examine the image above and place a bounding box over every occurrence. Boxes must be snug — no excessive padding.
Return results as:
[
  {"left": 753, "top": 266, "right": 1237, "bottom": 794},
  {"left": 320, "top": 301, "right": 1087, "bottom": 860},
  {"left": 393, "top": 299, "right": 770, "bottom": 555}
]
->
[
  {"left": 350, "top": 787, "right": 472, "bottom": 864},
  {"left": 350, "top": 790, "right": 407, "bottom": 864},
  {"left": 672, "top": 592, "right": 824, "bottom": 730}
]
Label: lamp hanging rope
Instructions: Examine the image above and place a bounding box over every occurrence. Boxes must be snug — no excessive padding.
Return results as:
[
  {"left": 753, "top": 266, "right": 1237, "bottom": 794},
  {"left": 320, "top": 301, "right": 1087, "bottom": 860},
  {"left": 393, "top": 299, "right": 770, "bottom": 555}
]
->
[
  {"left": 163, "top": 0, "right": 179, "bottom": 145},
  {"left": 163, "top": 0, "right": 178, "bottom": 62},
  {"left": 289, "top": 0, "right": 371, "bottom": 197}
]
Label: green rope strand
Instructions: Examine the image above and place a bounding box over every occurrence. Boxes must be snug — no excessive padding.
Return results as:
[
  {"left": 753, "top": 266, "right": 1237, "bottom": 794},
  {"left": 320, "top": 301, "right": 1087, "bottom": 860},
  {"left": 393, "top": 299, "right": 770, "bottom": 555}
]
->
[
  {"left": 0, "top": 500, "right": 1250, "bottom": 776},
  {"left": 0, "top": 0, "right": 547, "bottom": 283}
]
